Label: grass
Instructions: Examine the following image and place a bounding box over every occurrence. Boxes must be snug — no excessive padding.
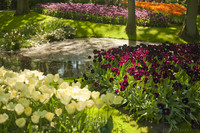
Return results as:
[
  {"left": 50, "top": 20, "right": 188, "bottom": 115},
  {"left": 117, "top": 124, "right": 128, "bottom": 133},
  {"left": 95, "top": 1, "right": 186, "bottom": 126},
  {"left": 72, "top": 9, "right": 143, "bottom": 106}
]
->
[{"left": 0, "top": 11, "right": 200, "bottom": 44}]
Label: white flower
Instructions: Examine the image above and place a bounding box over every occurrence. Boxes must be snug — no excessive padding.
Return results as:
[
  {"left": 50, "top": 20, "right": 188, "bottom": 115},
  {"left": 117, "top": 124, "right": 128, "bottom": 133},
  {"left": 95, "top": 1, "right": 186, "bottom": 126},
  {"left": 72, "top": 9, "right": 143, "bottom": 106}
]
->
[
  {"left": 91, "top": 91, "right": 100, "bottom": 100},
  {"left": 86, "top": 100, "right": 95, "bottom": 109},
  {"left": 101, "top": 93, "right": 115, "bottom": 105},
  {"left": 45, "top": 112, "right": 54, "bottom": 122},
  {"left": 0, "top": 113, "right": 9, "bottom": 124},
  {"left": 32, "top": 91, "right": 41, "bottom": 101},
  {"left": 31, "top": 115, "right": 40, "bottom": 124},
  {"left": 72, "top": 82, "right": 81, "bottom": 88},
  {"left": 15, "top": 118, "right": 26, "bottom": 128},
  {"left": 113, "top": 96, "right": 123, "bottom": 105},
  {"left": 59, "top": 82, "right": 69, "bottom": 89},
  {"left": 95, "top": 99, "right": 104, "bottom": 109},
  {"left": 7, "top": 102, "right": 16, "bottom": 111},
  {"left": 65, "top": 103, "right": 76, "bottom": 114},
  {"left": 15, "top": 104, "right": 24, "bottom": 115},
  {"left": 25, "top": 107, "right": 32, "bottom": 117},
  {"left": 39, "top": 93, "right": 50, "bottom": 104},
  {"left": 18, "top": 98, "right": 30, "bottom": 108},
  {"left": 55, "top": 108, "right": 62, "bottom": 116},
  {"left": 53, "top": 74, "right": 60, "bottom": 82},
  {"left": 76, "top": 101, "right": 86, "bottom": 112}
]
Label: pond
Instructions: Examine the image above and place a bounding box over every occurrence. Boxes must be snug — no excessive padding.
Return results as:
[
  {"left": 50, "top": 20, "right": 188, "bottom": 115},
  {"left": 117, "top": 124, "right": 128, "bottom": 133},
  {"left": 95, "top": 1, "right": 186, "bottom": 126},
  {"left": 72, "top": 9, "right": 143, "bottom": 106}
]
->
[{"left": 0, "top": 51, "right": 91, "bottom": 78}]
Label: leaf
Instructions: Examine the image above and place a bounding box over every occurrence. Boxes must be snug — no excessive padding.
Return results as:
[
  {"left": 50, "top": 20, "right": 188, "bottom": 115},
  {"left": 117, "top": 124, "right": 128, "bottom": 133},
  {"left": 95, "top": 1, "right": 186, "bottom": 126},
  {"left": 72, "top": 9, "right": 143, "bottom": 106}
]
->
[
  {"left": 100, "top": 125, "right": 109, "bottom": 133},
  {"left": 100, "top": 116, "right": 113, "bottom": 133}
]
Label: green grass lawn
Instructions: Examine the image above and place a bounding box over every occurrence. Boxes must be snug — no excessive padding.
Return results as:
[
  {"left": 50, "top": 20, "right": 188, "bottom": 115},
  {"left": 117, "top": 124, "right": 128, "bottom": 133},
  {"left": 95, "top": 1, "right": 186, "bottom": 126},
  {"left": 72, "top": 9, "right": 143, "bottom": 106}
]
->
[{"left": 0, "top": 11, "right": 200, "bottom": 44}]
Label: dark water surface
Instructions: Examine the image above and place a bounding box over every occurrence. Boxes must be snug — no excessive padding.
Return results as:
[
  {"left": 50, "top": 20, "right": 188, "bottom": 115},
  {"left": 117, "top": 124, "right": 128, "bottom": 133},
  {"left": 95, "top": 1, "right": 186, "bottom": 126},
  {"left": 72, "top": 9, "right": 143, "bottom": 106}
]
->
[{"left": 0, "top": 51, "right": 91, "bottom": 78}]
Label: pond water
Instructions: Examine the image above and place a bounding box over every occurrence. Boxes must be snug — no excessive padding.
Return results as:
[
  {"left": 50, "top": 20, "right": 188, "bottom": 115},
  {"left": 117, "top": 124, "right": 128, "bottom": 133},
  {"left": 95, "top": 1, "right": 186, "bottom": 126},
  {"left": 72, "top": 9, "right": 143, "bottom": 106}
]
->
[{"left": 0, "top": 51, "right": 91, "bottom": 78}]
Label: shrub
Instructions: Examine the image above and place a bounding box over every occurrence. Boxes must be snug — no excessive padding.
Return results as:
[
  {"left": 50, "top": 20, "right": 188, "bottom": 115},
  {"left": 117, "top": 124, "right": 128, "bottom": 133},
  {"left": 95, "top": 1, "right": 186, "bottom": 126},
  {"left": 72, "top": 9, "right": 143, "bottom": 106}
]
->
[
  {"left": 82, "top": 42, "right": 200, "bottom": 132},
  {"left": 34, "top": 2, "right": 171, "bottom": 27},
  {"left": 0, "top": 19, "right": 76, "bottom": 50}
]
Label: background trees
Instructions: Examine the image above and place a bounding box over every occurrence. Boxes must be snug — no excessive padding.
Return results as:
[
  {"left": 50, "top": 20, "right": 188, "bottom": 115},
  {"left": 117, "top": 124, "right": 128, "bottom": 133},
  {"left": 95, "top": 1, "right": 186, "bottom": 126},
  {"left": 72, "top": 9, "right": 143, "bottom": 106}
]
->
[
  {"left": 178, "top": 0, "right": 199, "bottom": 41},
  {"left": 15, "top": 0, "right": 30, "bottom": 16}
]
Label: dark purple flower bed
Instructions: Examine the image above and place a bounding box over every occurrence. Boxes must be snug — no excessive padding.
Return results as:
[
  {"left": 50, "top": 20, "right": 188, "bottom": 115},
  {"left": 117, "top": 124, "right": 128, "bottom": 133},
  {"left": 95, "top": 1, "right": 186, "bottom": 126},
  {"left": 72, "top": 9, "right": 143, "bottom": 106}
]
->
[
  {"left": 82, "top": 42, "right": 200, "bottom": 131},
  {"left": 34, "top": 3, "right": 171, "bottom": 27}
]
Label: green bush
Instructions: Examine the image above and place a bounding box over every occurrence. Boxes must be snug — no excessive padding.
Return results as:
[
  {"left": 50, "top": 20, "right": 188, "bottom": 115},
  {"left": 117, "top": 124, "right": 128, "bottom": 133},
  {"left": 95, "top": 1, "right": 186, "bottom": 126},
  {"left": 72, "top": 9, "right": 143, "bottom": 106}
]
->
[{"left": 0, "top": 19, "right": 76, "bottom": 50}]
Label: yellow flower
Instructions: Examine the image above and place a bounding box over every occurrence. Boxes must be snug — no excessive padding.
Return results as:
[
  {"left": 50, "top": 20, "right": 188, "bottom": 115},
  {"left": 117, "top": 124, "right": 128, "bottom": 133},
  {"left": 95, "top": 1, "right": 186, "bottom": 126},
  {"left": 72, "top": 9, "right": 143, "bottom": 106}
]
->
[
  {"left": 15, "top": 103, "right": 24, "bottom": 115},
  {"left": 55, "top": 108, "right": 62, "bottom": 116},
  {"left": 31, "top": 115, "right": 40, "bottom": 124},
  {"left": 47, "top": 74, "right": 54, "bottom": 83},
  {"left": 0, "top": 91, "right": 10, "bottom": 103},
  {"left": 59, "top": 82, "right": 69, "bottom": 89},
  {"left": 101, "top": 93, "right": 115, "bottom": 105},
  {"left": 39, "top": 93, "right": 50, "bottom": 104},
  {"left": 32, "top": 91, "right": 41, "bottom": 101},
  {"left": 86, "top": 100, "right": 95, "bottom": 109},
  {"left": 15, "top": 118, "right": 26, "bottom": 128},
  {"left": 72, "top": 82, "right": 81, "bottom": 88},
  {"left": 13, "top": 82, "right": 27, "bottom": 91},
  {"left": 53, "top": 74, "right": 60, "bottom": 82},
  {"left": 91, "top": 91, "right": 100, "bottom": 100},
  {"left": 113, "top": 96, "right": 123, "bottom": 105},
  {"left": 77, "top": 89, "right": 91, "bottom": 101},
  {"left": 25, "top": 107, "right": 32, "bottom": 117},
  {"left": 45, "top": 112, "right": 54, "bottom": 122},
  {"left": 28, "top": 77, "right": 38, "bottom": 86},
  {"left": 18, "top": 98, "right": 30, "bottom": 108},
  {"left": 95, "top": 99, "right": 104, "bottom": 109},
  {"left": 7, "top": 102, "right": 16, "bottom": 111},
  {"left": 76, "top": 101, "right": 86, "bottom": 111},
  {"left": 0, "top": 113, "right": 9, "bottom": 124},
  {"left": 65, "top": 103, "right": 76, "bottom": 114}
]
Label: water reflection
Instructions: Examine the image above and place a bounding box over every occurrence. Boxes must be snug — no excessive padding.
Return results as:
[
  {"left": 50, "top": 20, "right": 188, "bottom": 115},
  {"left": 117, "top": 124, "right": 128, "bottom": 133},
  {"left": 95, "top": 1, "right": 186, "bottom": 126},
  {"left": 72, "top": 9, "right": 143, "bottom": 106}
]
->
[{"left": 0, "top": 52, "right": 91, "bottom": 78}]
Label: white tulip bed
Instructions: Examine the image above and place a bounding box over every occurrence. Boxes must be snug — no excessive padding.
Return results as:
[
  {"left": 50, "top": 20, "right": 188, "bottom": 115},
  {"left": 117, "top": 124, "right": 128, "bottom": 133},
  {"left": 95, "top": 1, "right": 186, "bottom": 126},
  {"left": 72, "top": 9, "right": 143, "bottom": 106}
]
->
[{"left": 0, "top": 67, "right": 123, "bottom": 132}]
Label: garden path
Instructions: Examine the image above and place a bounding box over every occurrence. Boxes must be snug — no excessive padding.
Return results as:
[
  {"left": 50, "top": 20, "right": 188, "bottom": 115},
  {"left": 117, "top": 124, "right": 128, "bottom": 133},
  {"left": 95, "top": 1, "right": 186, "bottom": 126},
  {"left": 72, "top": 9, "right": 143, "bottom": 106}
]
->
[{"left": 19, "top": 37, "right": 160, "bottom": 62}]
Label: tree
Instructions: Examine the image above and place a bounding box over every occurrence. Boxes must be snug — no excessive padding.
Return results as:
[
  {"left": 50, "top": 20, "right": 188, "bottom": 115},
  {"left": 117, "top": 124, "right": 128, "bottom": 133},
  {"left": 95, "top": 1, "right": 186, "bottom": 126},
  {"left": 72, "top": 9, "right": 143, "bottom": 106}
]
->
[
  {"left": 125, "top": 0, "right": 137, "bottom": 46},
  {"left": 178, "top": 0, "right": 199, "bottom": 41},
  {"left": 15, "top": 0, "right": 30, "bottom": 16},
  {"left": 125, "top": 0, "right": 136, "bottom": 34}
]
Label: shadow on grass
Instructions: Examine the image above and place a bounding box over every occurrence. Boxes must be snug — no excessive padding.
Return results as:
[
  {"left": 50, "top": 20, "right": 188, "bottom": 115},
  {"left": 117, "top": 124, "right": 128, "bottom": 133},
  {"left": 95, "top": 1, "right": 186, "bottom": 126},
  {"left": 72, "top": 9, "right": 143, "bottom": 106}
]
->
[{"left": 0, "top": 12, "right": 48, "bottom": 33}]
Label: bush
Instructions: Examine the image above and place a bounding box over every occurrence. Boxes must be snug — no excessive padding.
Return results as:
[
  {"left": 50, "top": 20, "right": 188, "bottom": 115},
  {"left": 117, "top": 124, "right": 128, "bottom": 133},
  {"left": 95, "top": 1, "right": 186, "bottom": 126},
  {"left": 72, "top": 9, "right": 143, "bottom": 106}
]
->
[
  {"left": 82, "top": 42, "right": 200, "bottom": 132},
  {"left": 0, "top": 19, "right": 76, "bottom": 50}
]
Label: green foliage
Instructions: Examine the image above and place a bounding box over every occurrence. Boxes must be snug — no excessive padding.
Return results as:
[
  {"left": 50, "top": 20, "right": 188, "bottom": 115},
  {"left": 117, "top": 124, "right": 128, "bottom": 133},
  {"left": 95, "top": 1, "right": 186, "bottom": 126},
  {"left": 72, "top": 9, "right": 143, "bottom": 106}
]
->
[{"left": 0, "top": 19, "right": 76, "bottom": 50}]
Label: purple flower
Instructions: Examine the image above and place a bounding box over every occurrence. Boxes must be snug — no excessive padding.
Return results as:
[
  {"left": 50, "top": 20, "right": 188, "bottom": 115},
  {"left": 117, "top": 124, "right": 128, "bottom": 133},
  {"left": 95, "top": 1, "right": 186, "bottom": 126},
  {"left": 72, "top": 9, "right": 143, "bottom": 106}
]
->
[
  {"left": 94, "top": 82, "right": 99, "bottom": 87},
  {"left": 115, "top": 89, "right": 119, "bottom": 94},
  {"left": 153, "top": 92, "right": 159, "bottom": 98},
  {"left": 120, "top": 86, "right": 126, "bottom": 91},
  {"left": 109, "top": 77, "right": 114, "bottom": 83},
  {"left": 157, "top": 103, "right": 165, "bottom": 109},
  {"left": 182, "top": 98, "right": 189, "bottom": 105},
  {"left": 162, "top": 108, "right": 170, "bottom": 115}
]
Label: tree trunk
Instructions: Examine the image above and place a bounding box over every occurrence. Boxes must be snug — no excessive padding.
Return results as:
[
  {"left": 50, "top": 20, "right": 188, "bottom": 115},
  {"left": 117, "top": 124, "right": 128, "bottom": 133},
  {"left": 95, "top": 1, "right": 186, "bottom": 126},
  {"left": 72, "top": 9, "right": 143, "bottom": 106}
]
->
[
  {"left": 15, "top": 0, "right": 30, "bottom": 16},
  {"left": 178, "top": 0, "right": 199, "bottom": 41},
  {"left": 198, "top": 0, "right": 200, "bottom": 14},
  {"left": 125, "top": 0, "right": 136, "bottom": 34}
]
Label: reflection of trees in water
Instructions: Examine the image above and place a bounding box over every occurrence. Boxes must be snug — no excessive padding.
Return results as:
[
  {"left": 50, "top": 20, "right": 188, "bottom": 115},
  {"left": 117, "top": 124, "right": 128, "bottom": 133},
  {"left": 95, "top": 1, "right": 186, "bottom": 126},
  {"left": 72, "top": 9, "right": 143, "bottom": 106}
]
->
[{"left": 0, "top": 53, "right": 91, "bottom": 78}]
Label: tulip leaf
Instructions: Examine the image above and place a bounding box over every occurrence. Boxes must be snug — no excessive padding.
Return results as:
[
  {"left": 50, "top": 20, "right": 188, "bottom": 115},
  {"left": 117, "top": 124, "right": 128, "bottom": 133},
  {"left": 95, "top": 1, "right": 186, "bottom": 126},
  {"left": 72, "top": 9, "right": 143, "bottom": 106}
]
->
[{"left": 100, "top": 116, "right": 113, "bottom": 133}]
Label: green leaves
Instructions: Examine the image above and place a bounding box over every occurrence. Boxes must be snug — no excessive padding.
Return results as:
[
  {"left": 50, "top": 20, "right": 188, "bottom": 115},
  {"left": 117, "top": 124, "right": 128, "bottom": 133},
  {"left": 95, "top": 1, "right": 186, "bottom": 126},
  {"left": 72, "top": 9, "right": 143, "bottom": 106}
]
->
[{"left": 100, "top": 116, "right": 113, "bottom": 133}]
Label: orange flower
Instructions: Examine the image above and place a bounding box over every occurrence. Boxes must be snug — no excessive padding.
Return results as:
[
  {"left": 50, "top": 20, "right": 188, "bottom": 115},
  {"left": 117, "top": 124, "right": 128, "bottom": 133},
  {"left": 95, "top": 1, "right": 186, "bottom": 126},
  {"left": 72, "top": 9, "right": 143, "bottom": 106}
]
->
[{"left": 122, "top": 1, "right": 186, "bottom": 16}]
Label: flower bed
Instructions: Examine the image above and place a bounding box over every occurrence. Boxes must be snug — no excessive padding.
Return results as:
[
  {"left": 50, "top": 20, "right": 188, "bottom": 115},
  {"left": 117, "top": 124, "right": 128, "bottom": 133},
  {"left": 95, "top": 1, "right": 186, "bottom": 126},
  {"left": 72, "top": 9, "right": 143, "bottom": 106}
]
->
[
  {"left": 122, "top": 1, "right": 186, "bottom": 16},
  {"left": 82, "top": 42, "right": 200, "bottom": 131},
  {"left": 0, "top": 67, "right": 123, "bottom": 132},
  {"left": 34, "top": 3, "right": 171, "bottom": 27}
]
